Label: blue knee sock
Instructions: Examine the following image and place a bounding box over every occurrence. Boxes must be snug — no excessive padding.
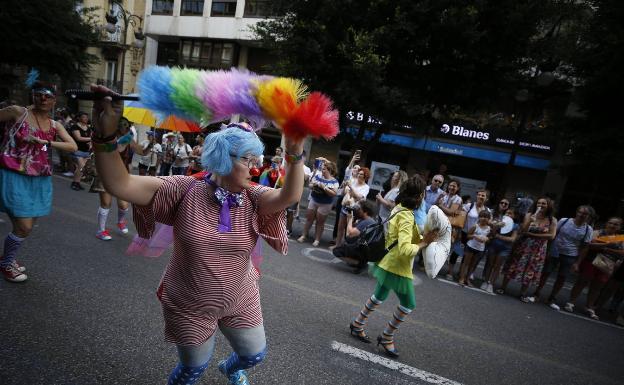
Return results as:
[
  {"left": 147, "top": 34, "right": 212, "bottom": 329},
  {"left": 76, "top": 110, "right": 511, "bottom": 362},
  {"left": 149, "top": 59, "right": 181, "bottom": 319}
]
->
[
  {"left": 1, "top": 233, "right": 25, "bottom": 267},
  {"left": 167, "top": 362, "right": 209, "bottom": 385},
  {"left": 219, "top": 346, "right": 267, "bottom": 376}
]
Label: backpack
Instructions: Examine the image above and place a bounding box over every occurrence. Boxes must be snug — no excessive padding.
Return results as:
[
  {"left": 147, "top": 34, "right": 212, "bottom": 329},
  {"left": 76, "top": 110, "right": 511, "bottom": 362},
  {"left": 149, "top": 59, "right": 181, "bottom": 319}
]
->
[{"left": 332, "top": 208, "right": 408, "bottom": 263}]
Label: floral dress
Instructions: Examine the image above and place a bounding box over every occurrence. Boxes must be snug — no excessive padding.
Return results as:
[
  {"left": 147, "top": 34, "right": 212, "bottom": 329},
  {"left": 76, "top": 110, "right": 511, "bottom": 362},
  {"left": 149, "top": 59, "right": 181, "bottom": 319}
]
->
[{"left": 505, "top": 220, "right": 550, "bottom": 286}]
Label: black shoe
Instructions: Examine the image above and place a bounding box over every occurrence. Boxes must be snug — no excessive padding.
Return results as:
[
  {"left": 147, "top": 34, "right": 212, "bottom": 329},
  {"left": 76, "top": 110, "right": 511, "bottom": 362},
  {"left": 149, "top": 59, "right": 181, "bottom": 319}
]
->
[
  {"left": 377, "top": 335, "right": 399, "bottom": 358},
  {"left": 352, "top": 265, "right": 367, "bottom": 274},
  {"left": 349, "top": 323, "right": 371, "bottom": 343},
  {"left": 70, "top": 182, "right": 82, "bottom": 191}
]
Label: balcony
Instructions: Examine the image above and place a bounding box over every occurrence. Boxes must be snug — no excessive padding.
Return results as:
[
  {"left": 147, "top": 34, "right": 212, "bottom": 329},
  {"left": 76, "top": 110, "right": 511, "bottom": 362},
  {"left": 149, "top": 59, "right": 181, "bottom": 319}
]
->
[{"left": 99, "top": 25, "right": 123, "bottom": 46}]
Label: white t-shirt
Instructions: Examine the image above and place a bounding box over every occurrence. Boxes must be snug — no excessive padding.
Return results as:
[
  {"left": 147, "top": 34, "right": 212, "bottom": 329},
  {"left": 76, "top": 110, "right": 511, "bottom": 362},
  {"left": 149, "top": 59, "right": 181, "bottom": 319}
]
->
[
  {"left": 138, "top": 140, "right": 162, "bottom": 167},
  {"left": 554, "top": 218, "right": 593, "bottom": 257},
  {"left": 349, "top": 182, "right": 370, "bottom": 202},
  {"left": 467, "top": 224, "right": 491, "bottom": 251},
  {"left": 462, "top": 203, "right": 491, "bottom": 233},
  {"left": 439, "top": 194, "right": 462, "bottom": 209},
  {"left": 379, "top": 187, "right": 399, "bottom": 222},
  {"left": 173, "top": 144, "right": 192, "bottom": 167}
]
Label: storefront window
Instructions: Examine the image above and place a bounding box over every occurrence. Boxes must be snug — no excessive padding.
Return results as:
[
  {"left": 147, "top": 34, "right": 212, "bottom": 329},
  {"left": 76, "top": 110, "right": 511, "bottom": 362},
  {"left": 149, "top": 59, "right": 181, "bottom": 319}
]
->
[
  {"left": 211, "top": 0, "right": 237, "bottom": 17},
  {"left": 181, "top": 0, "right": 204, "bottom": 16},
  {"left": 152, "top": 0, "right": 174, "bottom": 15}
]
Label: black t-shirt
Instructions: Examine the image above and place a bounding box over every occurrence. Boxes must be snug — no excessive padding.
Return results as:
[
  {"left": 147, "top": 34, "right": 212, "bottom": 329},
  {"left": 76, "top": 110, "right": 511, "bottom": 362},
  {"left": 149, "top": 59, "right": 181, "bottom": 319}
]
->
[{"left": 70, "top": 124, "right": 92, "bottom": 152}]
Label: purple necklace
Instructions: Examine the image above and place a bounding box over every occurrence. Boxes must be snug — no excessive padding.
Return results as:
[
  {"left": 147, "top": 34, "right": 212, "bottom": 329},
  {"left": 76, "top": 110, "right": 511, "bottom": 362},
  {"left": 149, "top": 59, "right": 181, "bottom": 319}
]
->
[{"left": 204, "top": 174, "right": 244, "bottom": 233}]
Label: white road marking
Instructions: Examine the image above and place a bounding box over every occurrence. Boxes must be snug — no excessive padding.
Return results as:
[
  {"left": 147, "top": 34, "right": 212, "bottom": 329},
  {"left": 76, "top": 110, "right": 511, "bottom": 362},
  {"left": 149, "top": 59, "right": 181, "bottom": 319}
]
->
[
  {"left": 436, "top": 278, "right": 496, "bottom": 296},
  {"left": 331, "top": 341, "right": 463, "bottom": 385},
  {"left": 556, "top": 309, "right": 624, "bottom": 330}
]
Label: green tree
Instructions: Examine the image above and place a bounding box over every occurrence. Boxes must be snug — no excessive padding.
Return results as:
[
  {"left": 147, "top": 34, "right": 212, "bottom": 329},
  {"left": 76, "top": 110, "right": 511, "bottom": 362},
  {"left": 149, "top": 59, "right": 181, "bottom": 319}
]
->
[
  {"left": 0, "top": 0, "right": 100, "bottom": 82},
  {"left": 253, "top": 0, "right": 587, "bottom": 153}
]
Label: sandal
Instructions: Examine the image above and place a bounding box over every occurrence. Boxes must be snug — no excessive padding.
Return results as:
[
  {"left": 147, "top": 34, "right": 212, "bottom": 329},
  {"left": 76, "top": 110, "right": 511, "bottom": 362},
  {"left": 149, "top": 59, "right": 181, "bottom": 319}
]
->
[
  {"left": 495, "top": 288, "right": 505, "bottom": 295},
  {"left": 586, "top": 308, "right": 599, "bottom": 320}
]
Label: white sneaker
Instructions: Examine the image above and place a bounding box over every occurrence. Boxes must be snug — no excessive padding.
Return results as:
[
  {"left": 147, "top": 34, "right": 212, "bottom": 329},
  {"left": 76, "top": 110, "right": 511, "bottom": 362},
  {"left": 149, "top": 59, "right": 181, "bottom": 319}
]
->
[
  {"left": 486, "top": 283, "right": 494, "bottom": 294},
  {"left": 469, "top": 273, "right": 475, "bottom": 281},
  {"left": 96, "top": 230, "right": 112, "bottom": 241},
  {"left": 549, "top": 302, "right": 560, "bottom": 311},
  {"left": 480, "top": 282, "right": 488, "bottom": 290},
  {"left": 526, "top": 296, "right": 536, "bottom": 303},
  {"left": 62, "top": 171, "right": 74, "bottom": 177},
  {"left": 312, "top": 240, "right": 320, "bottom": 247},
  {"left": 564, "top": 302, "right": 574, "bottom": 313},
  {"left": 297, "top": 236, "right": 306, "bottom": 243}
]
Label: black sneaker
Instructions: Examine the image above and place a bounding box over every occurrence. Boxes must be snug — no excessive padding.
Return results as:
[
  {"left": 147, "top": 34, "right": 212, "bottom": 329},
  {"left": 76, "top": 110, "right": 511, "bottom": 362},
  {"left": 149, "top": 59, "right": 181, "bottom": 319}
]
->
[{"left": 70, "top": 182, "right": 83, "bottom": 191}]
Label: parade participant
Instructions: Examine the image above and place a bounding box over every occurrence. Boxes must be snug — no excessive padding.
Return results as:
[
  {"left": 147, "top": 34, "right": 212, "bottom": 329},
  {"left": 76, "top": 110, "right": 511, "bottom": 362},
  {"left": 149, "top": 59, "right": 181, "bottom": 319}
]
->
[
  {"left": 0, "top": 71, "right": 78, "bottom": 282},
  {"left": 89, "top": 119, "right": 140, "bottom": 240},
  {"left": 499, "top": 198, "right": 557, "bottom": 301},
  {"left": 69, "top": 111, "right": 92, "bottom": 190},
  {"left": 91, "top": 65, "right": 339, "bottom": 385},
  {"left": 349, "top": 176, "right": 437, "bottom": 358}
]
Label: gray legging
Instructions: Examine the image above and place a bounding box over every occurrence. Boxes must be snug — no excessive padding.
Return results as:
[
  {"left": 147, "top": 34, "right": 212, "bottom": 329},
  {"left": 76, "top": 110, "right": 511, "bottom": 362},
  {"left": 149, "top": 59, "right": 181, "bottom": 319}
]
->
[{"left": 176, "top": 324, "right": 266, "bottom": 367}]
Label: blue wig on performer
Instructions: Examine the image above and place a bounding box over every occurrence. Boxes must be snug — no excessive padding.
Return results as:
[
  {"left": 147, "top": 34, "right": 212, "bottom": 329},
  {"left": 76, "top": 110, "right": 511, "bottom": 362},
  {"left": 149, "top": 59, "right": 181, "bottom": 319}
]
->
[{"left": 201, "top": 124, "right": 264, "bottom": 176}]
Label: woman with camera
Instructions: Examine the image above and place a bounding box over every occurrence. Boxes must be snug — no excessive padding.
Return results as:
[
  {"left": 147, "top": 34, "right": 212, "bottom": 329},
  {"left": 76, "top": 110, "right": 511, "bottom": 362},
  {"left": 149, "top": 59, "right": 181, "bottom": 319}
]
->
[
  {"left": 333, "top": 167, "right": 371, "bottom": 249},
  {"left": 297, "top": 160, "right": 339, "bottom": 247},
  {"left": 172, "top": 135, "right": 192, "bottom": 176}
]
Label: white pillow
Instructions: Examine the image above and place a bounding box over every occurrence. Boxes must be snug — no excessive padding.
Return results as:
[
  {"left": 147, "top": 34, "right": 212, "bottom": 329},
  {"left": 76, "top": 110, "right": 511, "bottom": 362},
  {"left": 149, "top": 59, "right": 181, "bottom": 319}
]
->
[{"left": 423, "top": 205, "right": 452, "bottom": 278}]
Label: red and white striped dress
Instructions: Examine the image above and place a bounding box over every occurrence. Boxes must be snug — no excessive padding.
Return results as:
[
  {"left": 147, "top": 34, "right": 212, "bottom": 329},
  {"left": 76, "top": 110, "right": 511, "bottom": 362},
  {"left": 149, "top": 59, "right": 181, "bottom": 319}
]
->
[{"left": 133, "top": 176, "right": 287, "bottom": 345}]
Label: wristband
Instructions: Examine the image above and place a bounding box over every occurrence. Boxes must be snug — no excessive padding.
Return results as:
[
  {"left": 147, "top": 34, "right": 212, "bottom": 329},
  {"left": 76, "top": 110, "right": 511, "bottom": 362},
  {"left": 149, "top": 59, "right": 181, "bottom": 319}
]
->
[
  {"left": 92, "top": 141, "right": 118, "bottom": 153},
  {"left": 285, "top": 150, "right": 304, "bottom": 164},
  {"left": 91, "top": 132, "right": 117, "bottom": 144}
]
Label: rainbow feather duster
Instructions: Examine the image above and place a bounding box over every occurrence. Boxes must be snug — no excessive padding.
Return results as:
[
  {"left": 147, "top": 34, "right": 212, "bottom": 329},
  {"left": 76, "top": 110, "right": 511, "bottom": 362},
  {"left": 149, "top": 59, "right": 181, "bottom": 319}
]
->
[
  {"left": 170, "top": 68, "right": 211, "bottom": 123},
  {"left": 136, "top": 66, "right": 339, "bottom": 140}
]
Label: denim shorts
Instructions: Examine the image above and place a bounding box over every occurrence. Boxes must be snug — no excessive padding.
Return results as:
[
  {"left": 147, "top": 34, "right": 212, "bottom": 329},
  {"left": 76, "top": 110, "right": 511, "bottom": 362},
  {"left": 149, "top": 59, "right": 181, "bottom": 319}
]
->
[
  {"left": 72, "top": 150, "right": 91, "bottom": 159},
  {"left": 488, "top": 238, "right": 513, "bottom": 258},
  {"left": 544, "top": 254, "right": 576, "bottom": 277}
]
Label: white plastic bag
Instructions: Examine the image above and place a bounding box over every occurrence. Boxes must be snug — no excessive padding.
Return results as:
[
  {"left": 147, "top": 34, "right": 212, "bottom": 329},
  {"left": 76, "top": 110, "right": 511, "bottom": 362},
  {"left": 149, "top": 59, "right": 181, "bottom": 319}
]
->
[{"left": 423, "top": 205, "right": 452, "bottom": 278}]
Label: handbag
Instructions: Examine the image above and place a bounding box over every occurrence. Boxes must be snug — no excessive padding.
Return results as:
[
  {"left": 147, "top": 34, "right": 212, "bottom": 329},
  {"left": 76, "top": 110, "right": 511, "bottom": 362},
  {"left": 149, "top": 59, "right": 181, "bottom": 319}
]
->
[
  {"left": 449, "top": 210, "right": 467, "bottom": 229},
  {"left": 592, "top": 254, "right": 616, "bottom": 275}
]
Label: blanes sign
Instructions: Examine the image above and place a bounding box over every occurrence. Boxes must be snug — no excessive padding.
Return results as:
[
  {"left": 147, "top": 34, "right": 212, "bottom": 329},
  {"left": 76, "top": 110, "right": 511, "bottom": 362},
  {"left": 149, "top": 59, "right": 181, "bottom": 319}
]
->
[{"left": 439, "top": 124, "right": 553, "bottom": 153}]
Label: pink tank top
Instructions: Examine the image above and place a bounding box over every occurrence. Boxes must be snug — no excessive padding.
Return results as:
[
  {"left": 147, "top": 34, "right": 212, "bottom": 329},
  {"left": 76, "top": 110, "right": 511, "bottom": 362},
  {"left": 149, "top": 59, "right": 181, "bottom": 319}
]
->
[{"left": 0, "top": 110, "right": 57, "bottom": 176}]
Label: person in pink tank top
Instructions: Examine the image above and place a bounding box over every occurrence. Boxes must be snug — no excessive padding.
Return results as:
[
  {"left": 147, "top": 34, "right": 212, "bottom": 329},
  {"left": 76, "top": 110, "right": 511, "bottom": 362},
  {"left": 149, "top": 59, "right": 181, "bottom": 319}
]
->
[{"left": 0, "top": 72, "right": 77, "bottom": 283}]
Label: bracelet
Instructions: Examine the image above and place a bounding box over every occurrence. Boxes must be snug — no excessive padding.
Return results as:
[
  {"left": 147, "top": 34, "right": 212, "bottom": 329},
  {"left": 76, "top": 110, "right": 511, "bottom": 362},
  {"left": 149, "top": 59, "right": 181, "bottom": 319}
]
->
[
  {"left": 285, "top": 150, "right": 304, "bottom": 164},
  {"left": 91, "top": 132, "right": 118, "bottom": 144},
  {"left": 92, "top": 141, "right": 118, "bottom": 153}
]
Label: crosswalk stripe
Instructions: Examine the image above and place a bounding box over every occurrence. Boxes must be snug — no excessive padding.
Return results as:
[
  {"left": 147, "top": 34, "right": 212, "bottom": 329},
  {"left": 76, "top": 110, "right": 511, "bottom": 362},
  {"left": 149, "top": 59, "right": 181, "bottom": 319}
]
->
[{"left": 331, "top": 341, "right": 463, "bottom": 385}]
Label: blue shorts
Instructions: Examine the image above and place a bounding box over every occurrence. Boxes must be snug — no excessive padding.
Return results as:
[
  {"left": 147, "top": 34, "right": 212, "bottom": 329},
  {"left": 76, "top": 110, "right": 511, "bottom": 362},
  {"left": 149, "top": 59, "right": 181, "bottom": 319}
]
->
[
  {"left": 488, "top": 238, "right": 513, "bottom": 258},
  {"left": 0, "top": 168, "right": 52, "bottom": 218},
  {"left": 72, "top": 151, "right": 91, "bottom": 159}
]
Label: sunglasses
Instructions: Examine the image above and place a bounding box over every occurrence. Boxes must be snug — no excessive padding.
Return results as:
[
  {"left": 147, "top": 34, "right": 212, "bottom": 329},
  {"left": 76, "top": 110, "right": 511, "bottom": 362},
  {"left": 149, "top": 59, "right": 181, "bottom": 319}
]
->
[{"left": 433, "top": 179, "right": 443, "bottom": 183}]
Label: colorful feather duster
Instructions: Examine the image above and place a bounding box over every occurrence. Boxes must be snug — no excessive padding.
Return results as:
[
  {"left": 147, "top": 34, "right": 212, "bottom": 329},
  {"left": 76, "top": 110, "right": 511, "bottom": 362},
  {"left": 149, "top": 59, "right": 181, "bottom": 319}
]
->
[{"left": 136, "top": 66, "right": 340, "bottom": 140}]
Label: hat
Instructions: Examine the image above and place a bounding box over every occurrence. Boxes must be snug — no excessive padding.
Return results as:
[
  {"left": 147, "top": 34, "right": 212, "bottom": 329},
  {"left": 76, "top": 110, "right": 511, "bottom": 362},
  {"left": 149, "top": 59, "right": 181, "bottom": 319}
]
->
[{"left": 146, "top": 131, "right": 156, "bottom": 136}]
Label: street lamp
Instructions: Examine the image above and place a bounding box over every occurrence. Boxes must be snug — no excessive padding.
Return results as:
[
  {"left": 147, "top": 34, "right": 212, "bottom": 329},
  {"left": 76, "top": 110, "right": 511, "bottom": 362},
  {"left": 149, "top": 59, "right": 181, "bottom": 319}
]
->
[{"left": 104, "top": 0, "right": 145, "bottom": 93}]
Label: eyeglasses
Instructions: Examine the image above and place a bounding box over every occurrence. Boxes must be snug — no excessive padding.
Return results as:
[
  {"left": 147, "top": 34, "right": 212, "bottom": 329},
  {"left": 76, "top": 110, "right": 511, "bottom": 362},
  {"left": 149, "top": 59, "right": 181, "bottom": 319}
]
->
[
  {"left": 433, "top": 179, "right": 443, "bottom": 183},
  {"left": 232, "top": 155, "right": 258, "bottom": 169}
]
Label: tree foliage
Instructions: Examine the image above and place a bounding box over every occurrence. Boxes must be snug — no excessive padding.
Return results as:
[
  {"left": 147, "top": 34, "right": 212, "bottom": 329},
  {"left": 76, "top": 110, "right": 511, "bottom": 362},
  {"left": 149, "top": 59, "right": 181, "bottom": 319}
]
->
[
  {"left": 0, "top": 0, "right": 100, "bottom": 82},
  {"left": 253, "top": 0, "right": 588, "bottom": 135}
]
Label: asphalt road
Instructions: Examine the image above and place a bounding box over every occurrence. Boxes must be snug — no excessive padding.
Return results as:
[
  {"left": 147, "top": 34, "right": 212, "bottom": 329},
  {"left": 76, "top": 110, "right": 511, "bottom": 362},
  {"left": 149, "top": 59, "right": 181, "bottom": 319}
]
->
[{"left": 1, "top": 175, "right": 623, "bottom": 385}]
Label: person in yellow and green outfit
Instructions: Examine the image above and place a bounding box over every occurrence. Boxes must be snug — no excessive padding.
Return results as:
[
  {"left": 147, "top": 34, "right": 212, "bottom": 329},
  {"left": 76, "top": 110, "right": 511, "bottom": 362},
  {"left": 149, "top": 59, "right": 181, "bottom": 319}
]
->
[{"left": 349, "top": 175, "right": 437, "bottom": 358}]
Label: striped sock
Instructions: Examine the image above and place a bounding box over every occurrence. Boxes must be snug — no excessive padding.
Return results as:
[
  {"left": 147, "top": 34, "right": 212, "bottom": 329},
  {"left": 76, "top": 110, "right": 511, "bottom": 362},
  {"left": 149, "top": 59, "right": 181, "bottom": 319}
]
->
[
  {"left": 118, "top": 207, "right": 128, "bottom": 224},
  {"left": 97, "top": 207, "right": 110, "bottom": 232},
  {"left": 381, "top": 305, "right": 412, "bottom": 342},
  {"left": 0, "top": 233, "right": 25, "bottom": 268},
  {"left": 167, "top": 362, "right": 209, "bottom": 385},
  {"left": 353, "top": 295, "right": 382, "bottom": 331}
]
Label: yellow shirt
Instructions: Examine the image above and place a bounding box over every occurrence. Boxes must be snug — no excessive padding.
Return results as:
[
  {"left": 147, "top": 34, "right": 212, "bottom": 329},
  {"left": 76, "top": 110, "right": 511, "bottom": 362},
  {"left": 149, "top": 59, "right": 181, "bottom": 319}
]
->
[{"left": 378, "top": 204, "right": 423, "bottom": 279}]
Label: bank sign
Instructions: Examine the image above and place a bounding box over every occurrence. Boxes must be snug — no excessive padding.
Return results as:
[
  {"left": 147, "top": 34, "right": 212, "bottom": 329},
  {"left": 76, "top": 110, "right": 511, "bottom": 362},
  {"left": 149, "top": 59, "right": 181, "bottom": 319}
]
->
[{"left": 438, "top": 124, "right": 552, "bottom": 153}]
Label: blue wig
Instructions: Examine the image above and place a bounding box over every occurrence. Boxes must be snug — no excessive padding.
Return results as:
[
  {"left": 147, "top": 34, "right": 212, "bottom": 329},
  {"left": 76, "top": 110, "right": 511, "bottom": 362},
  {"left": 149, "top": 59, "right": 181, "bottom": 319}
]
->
[{"left": 202, "top": 127, "right": 264, "bottom": 175}]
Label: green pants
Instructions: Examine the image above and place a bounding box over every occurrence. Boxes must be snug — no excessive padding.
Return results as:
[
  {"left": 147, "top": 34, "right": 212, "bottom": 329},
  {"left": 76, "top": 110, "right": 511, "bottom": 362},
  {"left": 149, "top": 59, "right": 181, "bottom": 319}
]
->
[{"left": 373, "top": 281, "right": 416, "bottom": 310}]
